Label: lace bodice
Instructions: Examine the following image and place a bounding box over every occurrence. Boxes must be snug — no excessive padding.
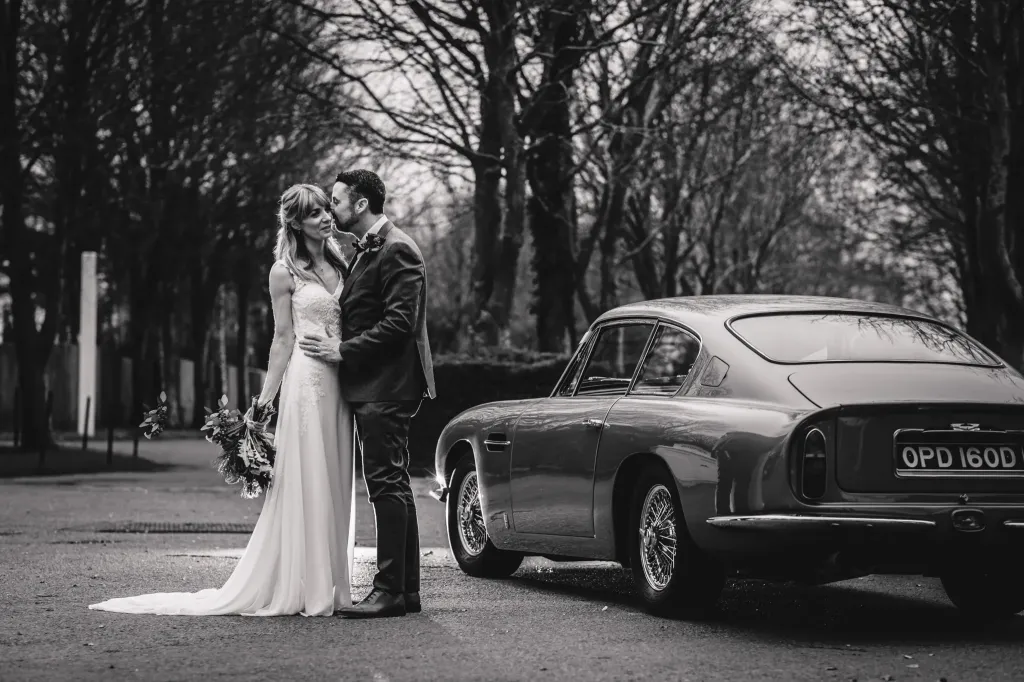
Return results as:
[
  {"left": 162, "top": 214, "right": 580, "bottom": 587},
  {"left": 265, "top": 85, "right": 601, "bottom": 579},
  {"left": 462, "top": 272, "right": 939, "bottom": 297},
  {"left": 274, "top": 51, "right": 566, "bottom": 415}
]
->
[
  {"left": 278, "top": 263, "right": 344, "bottom": 435},
  {"left": 287, "top": 266, "right": 343, "bottom": 338}
]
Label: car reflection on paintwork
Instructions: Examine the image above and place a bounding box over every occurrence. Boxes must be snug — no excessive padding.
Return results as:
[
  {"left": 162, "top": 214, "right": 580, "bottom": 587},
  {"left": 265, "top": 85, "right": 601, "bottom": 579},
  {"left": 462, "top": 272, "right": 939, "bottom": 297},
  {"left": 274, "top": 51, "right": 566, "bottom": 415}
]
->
[{"left": 431, "top": 295, "right": 1024, "bottom": 620}]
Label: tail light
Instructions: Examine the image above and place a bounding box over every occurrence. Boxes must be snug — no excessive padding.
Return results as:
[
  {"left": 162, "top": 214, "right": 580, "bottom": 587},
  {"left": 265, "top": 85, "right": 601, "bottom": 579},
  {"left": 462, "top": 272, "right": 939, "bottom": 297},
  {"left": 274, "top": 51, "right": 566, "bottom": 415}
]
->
[{"left": 800, "top": 428, "right": 828, "bottom": 500}]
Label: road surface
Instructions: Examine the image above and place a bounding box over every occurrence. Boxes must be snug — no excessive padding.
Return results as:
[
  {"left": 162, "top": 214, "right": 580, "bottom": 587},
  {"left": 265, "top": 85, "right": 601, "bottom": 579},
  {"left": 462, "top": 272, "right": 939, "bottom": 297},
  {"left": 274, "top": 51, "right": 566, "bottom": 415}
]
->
[{"left": 2, "top": 439, "right": 1022, "bottom": 681}]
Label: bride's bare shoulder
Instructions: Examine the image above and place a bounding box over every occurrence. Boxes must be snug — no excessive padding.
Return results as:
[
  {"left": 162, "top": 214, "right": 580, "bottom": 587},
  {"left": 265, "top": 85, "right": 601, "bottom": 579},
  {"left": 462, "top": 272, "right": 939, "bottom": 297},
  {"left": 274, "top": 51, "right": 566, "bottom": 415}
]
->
[{"left": 269, "top": 261, "right": 295, "bottom": 293}]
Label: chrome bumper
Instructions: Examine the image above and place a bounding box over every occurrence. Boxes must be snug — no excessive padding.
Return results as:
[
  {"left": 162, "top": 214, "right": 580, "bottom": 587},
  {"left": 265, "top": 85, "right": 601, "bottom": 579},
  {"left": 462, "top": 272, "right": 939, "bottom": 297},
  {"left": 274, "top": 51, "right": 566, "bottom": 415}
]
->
[
  {"left": 429, "top": 485, "right": 448, "bottom": 503},
  {"left": 707, "top": 514, "right": 1024, "bottom": 531}
]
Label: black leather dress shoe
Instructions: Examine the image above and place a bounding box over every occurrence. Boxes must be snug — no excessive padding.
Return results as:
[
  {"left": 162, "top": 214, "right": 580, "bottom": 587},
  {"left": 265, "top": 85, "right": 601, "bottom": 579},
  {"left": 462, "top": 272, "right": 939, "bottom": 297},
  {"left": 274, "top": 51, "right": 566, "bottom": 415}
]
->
[
  {"left": 337, "top": 588, "right": 406, "bottom": 618},
  {"left": 405, "top": 591, "right": 421, "bottom": 613}
]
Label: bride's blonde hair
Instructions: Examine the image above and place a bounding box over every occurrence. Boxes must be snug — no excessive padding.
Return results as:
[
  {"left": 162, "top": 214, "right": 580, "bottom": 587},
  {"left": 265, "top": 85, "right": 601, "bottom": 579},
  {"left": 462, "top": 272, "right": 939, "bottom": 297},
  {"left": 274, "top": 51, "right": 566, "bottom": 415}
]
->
[{"left": 273, "top": 183, "right": 348, "bottom": 282}]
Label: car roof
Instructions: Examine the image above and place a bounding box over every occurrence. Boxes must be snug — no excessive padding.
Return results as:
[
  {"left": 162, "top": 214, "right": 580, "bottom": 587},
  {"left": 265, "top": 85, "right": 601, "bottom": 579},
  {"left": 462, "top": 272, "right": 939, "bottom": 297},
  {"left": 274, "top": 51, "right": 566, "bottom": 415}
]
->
[{"left": 593, "top": 294, "right": 932, "bottom": 330}]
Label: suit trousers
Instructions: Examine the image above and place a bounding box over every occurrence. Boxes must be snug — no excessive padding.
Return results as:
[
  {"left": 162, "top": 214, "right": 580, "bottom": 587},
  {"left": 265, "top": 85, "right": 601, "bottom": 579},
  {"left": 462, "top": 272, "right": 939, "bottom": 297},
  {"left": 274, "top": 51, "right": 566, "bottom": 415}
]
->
[{"left": 352, "top": 399, "right": 422, "bottom": 595}]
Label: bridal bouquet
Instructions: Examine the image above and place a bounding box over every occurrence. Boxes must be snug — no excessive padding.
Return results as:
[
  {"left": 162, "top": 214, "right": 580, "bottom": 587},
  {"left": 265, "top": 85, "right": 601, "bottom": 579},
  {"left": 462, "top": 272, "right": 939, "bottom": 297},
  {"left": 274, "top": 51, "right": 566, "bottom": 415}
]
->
[
  {"left": 203, "top": 396, "right": 278, "bottom": 499},
  {"left": 139, "top": 393, "right": 277, "bottom": 499},
  {"left": 139, "top": 392, "right": 169, "bottom": 439}
]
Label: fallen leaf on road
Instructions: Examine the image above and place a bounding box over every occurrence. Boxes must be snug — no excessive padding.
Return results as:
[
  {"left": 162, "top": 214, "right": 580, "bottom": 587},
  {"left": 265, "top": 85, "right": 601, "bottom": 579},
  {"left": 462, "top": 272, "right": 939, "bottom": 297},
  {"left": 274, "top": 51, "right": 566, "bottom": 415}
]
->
[
  {"left": 602, "top": 606, "right": 608, "bottom": 611},
  {"left": 826, "top": 666, "right": 837, "bottom": 671},
  {"left": 84, "top": 643, "right": 95, "bottom": 647},
  {"left": 903, "top": 655, "right": 913, "bottom": 659}
]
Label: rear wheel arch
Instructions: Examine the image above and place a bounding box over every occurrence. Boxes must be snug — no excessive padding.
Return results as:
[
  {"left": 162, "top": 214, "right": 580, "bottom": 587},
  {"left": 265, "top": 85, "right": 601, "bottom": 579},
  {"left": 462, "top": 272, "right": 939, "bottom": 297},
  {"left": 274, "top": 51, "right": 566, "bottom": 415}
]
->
[{"left": 612, "top": 453, "right": 673, "bottom": 566}]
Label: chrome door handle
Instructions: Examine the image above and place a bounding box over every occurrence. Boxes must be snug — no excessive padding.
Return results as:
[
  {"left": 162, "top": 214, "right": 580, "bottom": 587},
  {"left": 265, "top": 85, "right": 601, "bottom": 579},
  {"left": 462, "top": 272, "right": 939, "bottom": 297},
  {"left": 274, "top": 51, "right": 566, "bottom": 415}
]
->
[{"left": 583, "top": 418, "right": 605, "bottom": 429}]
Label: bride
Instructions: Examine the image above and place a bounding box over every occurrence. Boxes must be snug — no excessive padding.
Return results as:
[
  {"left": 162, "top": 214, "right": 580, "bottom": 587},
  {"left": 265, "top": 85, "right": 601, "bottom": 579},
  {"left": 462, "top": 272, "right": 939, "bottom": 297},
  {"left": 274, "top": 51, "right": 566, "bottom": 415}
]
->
[{"left": 89, "top": 183, "right": 356, "bottom": 617}]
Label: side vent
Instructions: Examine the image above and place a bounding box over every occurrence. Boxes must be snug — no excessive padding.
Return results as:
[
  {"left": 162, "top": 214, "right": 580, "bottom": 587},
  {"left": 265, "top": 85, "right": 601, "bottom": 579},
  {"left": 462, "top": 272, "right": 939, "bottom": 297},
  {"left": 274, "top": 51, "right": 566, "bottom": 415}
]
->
[
  {"left": 484, "top": 432, "right": 510, "bottom": 452},
  {"left": 800, "top": 428, "right": 828, "bottom": 500}
]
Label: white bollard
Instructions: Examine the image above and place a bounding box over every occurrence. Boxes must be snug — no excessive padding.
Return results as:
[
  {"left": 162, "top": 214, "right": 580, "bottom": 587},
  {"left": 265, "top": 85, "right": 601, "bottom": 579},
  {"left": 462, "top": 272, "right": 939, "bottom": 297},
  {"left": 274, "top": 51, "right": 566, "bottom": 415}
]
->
[{"left": 77, "top": 251, "right": 98, "bottom": 438}]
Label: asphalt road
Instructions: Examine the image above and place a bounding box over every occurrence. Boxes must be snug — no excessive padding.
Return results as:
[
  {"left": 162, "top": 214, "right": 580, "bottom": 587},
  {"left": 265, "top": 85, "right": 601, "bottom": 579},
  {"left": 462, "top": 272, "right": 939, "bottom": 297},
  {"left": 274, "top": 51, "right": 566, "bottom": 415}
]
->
[{"left": 2, "top": 439, "right": 1023, "bottom": 681}]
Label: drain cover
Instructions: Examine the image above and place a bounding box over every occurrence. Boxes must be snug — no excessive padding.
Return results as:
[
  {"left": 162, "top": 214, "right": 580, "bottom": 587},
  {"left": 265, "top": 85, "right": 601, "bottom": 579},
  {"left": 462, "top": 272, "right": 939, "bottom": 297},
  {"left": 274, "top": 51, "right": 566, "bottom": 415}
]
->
[{"left": 91, "top": 522, "right": 255, "bottom": 534}]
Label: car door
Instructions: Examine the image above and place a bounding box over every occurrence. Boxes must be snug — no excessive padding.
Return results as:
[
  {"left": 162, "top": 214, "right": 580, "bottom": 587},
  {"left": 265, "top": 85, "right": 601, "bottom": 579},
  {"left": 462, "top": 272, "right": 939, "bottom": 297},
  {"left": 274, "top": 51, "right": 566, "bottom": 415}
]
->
[
  {"left": 595, "top": 321, "right": 714, "bottom": 516},
  {"left": 509, "top": 320, "right": 656, "bottom": 537}
]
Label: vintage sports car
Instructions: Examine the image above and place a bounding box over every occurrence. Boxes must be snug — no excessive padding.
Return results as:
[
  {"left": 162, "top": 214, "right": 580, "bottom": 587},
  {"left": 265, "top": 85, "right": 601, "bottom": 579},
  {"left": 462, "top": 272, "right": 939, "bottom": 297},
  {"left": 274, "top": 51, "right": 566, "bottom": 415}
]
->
[{"left": 430, "top": 295, "right": 1024, "bottom": 619}]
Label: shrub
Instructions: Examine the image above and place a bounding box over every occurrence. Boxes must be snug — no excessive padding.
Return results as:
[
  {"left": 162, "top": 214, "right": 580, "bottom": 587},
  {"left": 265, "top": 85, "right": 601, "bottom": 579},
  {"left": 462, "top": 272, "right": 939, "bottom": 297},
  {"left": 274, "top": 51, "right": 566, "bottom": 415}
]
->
[{"left": 408, "top": 353, "right": 570, "bottom": 473}]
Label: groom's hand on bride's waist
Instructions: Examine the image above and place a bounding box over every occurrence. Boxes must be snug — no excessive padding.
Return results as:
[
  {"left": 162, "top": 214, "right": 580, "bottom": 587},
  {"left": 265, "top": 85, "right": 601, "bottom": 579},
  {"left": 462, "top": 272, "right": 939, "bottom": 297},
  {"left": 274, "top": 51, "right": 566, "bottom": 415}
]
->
[{"left": 297, "top": 329, "right": 342, "bottom": 363}]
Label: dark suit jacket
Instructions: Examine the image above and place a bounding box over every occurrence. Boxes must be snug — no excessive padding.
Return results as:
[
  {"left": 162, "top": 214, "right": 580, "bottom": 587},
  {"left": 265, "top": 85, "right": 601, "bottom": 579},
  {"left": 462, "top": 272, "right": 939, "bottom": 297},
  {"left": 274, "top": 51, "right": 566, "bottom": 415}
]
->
[{"left": 337, "top": 220, "right": 436, "bottom": 403}]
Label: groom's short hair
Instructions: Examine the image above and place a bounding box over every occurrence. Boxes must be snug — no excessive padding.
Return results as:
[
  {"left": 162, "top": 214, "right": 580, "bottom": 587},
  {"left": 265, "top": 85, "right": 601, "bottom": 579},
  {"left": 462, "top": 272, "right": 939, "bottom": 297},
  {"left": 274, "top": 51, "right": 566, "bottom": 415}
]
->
[{"left": 336, "top": 170, "right": 386, "bottom": 215}]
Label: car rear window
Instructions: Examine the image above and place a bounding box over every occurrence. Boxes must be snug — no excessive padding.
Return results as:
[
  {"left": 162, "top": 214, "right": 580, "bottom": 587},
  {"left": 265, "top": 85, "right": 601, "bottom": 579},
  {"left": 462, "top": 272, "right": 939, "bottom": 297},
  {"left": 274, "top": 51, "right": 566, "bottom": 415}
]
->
[{"left": 728, "top": 313, "right": 1001, "bottom": 366}]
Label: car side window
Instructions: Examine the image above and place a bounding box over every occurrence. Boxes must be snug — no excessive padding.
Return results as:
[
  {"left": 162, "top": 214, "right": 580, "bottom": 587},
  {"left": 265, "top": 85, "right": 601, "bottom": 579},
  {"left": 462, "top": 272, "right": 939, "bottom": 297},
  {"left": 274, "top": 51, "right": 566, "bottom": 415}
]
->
[
  {"left": 554, "top": 331, "right": 593, "bottom": 397},
  {"left": 631, "top": 324, "right": 701, "bottom": 395},
  {"left": 576, "top": 323, "right": 655, "bottom": 396}
]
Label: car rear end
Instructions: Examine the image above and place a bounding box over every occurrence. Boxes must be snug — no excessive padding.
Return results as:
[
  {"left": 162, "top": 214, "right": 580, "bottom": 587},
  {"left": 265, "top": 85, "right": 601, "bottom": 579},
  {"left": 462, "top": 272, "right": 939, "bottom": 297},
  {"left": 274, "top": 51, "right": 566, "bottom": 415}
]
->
[{"left": 715, "top": 311, "right": 1024, "bottom": 614}]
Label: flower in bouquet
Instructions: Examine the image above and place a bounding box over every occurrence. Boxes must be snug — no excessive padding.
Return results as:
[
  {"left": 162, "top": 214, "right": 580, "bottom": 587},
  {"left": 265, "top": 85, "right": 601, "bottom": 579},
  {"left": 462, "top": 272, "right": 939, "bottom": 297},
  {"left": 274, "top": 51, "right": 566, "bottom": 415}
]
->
[
  {"left": 202, "top": 395, "right": 278, "bottom": 499},
  {"left": 139, "top": 391, "right": 169, "bottom": 439}
]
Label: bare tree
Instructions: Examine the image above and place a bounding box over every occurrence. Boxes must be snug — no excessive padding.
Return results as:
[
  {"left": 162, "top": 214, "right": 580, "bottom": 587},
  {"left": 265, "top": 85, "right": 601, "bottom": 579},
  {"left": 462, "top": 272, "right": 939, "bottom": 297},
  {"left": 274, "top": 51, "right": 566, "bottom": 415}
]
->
[
  {"left": 787, "top": 0, "right": 1024, "bottom": 364},
  {"left": 1, "top": 0, "right": 132, "bottom": 447}
]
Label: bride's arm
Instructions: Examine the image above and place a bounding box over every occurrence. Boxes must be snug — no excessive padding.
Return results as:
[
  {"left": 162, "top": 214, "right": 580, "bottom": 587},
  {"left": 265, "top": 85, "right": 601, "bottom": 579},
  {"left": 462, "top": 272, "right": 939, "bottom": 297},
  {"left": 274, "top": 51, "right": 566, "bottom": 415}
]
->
[{"left": 257, "top": 262, "right": 296, "bottom": 407}]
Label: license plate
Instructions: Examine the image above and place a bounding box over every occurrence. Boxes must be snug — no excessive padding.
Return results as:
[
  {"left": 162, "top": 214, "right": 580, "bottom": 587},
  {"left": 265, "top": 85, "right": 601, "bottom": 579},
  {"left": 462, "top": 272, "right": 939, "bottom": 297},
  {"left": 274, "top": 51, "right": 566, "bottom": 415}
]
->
[{"left": 894, "top": 430, "right": 1024, "bottom": 477}]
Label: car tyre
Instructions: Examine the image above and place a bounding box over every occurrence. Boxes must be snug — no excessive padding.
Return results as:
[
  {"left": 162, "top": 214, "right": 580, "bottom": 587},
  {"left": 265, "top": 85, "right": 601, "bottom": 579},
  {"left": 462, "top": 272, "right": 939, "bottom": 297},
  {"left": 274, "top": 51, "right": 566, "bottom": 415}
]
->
[
  {"left": 447, "top": 452, "right": 524, "bottom": 578},
  {"left": 629, "top": 466, "right": 725, "bottom": 617},
  {"left": 940, "top": 565, "right": 1024, "bottom": 621}
]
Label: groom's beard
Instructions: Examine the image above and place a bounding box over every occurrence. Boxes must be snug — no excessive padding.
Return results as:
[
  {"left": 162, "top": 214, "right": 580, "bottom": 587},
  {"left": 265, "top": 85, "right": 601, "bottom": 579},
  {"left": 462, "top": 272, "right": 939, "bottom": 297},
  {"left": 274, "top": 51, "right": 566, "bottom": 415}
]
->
[{"left": 328, "top": 207, "right": 354, "bottom": 231}]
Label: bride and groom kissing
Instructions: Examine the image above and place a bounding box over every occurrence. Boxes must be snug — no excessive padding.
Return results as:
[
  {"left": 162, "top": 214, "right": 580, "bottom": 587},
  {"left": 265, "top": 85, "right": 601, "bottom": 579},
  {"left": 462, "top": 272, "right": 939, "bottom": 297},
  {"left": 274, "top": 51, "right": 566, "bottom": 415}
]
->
[{"left": 90, "top": 169, "right": 437, "bottom": 618}]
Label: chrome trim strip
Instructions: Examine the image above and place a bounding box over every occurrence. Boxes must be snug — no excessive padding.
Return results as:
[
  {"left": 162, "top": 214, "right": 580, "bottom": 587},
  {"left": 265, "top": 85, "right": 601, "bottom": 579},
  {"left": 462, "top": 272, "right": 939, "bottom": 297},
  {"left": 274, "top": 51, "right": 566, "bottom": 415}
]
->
[
  {"left": 1004, "top": 520, "right": 1024, "bottom": 529},
  {"left": 706, "top": 514, "right": 936, "bottom": 530},
  {"left": 895, "top": 470, "right": 1024, "bottom": 478}
]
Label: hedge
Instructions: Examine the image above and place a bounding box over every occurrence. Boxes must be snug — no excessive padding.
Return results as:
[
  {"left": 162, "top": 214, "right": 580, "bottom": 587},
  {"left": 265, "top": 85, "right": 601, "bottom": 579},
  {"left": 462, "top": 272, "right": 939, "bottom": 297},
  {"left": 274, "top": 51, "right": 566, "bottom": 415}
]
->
[{"left": 407, "top": 352, "right": 570, "bottom": 473}]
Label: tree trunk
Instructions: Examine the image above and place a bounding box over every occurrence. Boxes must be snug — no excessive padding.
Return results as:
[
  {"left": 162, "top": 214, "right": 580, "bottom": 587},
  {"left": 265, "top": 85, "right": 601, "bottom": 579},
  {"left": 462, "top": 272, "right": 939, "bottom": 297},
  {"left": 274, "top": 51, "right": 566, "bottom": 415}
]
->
[
  {"left": 235, "top": 267, "right": 251, "bottom": 408},
  {"left": 480, "top": 0, "right": 523, "bottom": 344},
  {"left": 217, "top": 285, "right": 229, "bottom": 403},
  {"left": 977, "top": 0, "right": 1024, "bottom": 318},
  {"left": 523, "top": 3, "right": 591, "bottom": 352},
  {"left": 189, "top": 262, "right": 212, "bottom": 428},
  {"left": 470, "top": 154, "right": 502, "bottom": 344},
  {"left": 128, "top": 259, "right": 152, "bottom": 430},
  {"left": 490, "top": 149, "right": 526, "bottom": 342},
  {"left": 2, "top": 0, "right": 53, "bottom": 450}
]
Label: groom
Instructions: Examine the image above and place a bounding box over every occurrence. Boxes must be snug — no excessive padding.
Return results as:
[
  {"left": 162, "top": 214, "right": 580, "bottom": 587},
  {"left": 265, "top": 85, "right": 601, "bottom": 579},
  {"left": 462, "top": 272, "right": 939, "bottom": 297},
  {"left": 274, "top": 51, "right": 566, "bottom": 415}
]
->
[{"left": 298, "top": 169, "right": 436, "bottom": 618}]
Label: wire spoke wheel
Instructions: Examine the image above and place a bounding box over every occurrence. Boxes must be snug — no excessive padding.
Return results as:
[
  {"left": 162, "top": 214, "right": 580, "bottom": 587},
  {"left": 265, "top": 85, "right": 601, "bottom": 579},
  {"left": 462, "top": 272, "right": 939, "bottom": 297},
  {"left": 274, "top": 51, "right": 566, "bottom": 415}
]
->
[
  {"left": 639, "top": 484, "right": 677, "bottom": 592},
  {"left": 457, "top": 470, "right": 487, "bottom": 557}
]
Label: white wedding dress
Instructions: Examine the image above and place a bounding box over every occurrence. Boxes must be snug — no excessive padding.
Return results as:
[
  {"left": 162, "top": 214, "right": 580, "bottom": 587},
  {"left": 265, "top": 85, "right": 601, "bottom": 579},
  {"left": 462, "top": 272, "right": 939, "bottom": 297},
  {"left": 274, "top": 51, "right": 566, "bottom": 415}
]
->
[{"left": 90, "top": 266, "right": 356, "bottom": 617}]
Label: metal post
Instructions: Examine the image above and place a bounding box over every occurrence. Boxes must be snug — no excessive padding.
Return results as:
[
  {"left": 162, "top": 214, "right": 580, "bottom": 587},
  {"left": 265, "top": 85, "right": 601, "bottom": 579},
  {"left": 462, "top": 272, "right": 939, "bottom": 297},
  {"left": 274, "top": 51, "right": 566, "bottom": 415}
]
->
[{"left": 81, "top": 396, "right": 91, "bottom": 451}]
